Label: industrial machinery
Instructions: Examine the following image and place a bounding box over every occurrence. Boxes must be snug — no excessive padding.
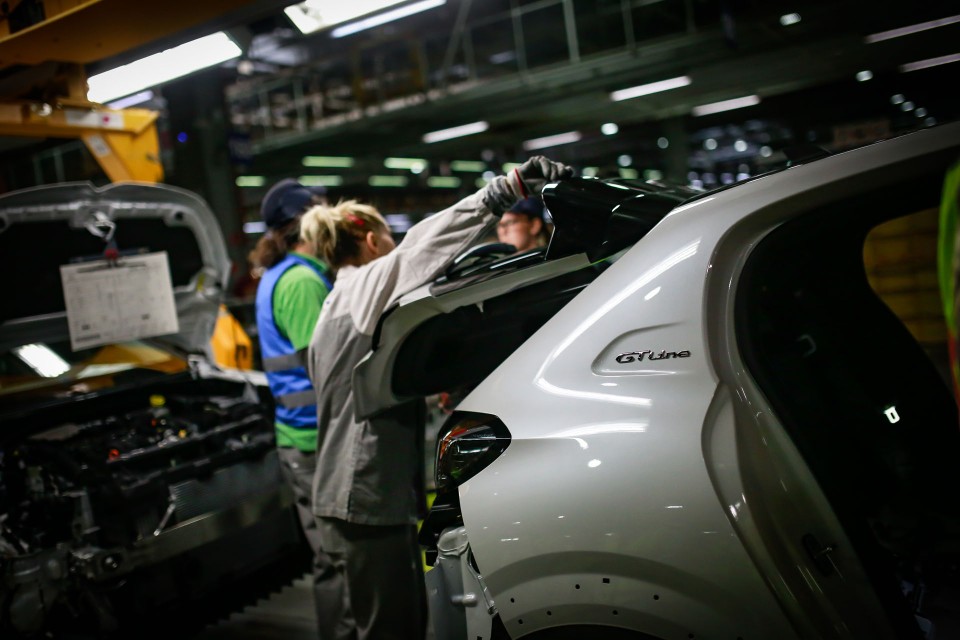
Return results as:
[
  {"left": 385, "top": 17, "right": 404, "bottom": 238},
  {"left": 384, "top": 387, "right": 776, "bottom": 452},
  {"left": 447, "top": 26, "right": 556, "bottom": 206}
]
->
[{"left": 0, "top": 182, "right": 309, "bottom": 637}]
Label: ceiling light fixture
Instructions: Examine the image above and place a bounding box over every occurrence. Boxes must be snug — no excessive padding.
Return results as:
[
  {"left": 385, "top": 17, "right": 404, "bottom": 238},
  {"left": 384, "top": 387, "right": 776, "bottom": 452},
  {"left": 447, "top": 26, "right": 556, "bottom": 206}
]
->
[
  {"left": 369, "top": 175, "right": 409, "bottom": 187},
  {"left": 384, "top": 157, "right": 428, "bottom": 170},
  {"left": 691, "top": 95, "right": 761, "bottom": 117},
  {"left": 106, "top": 90, "right": 155, "bottom": 109},
  {"left": 899, "top": 52, "right": 960, "bottom": 73},
  {"left": 243, "top": 221, "right": 268, "bottom": 234},
  {"left": 285, "top": 0, "right": 444, "bottom": 35},
  {"left": 427, "top": 176, "right": 461, "bottom": 188},
  {"left": 610, "top": 76, "right": 691, "bottom": 102},
  {"left": 423, "top": 121, "right": 489, "bottom": 144},
  {"left": 522, "top": 131, "right": 582, "bottom": 151},
  {"left": 87, "top": 32, "right": 241, "bottom": 103},
  {"left": 236, "top": 176, "right": 266, "bottom": 187},
  {"left": 855, "top": 70, "right": 873, "bottom": 82},
  {"left": 601, "top": 122, "right": 619, "bottom": 135},
  {"left": 333, "top": 0, "right": 446, "bottom": 38},
  {"left": 298, "top": 175, "right": 344, "bottom": 187},
  {"left": 303, "top": 156, "right": 355, "bottom": 168},
  {"left": 779, "top": 13, "right": 801, "bottom": 26},
  {"left": 865, "top": 14, "right": 960, "bottom": 43},
  {"left": 451, "top": 160, "right": 486, "bottom": 172}
]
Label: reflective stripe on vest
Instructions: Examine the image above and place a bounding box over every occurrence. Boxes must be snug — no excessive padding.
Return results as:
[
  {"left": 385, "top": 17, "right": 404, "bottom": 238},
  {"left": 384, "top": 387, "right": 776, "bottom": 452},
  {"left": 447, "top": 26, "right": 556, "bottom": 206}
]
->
[
  {"left": 277, "top": 389, "right": 317, "bottom": 408},
  {"left": 262, "top": 348, "right": 308, "bottom": 372}
]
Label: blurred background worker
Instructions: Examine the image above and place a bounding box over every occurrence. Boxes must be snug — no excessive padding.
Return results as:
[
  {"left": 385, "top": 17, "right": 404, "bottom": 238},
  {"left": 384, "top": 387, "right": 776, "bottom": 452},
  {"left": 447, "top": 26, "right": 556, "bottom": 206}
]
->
[
  {"left": 496, "top": 195, "right": 550, "bottom": 253},
  {"left": 938, "top": 158, "right": 960, "bottom": 404},
  {"left": 250, "top": 178, "right": 344, "bottom": 634},
  {"left": 304, "top": 156, "right": 574, "bottom": 640}
]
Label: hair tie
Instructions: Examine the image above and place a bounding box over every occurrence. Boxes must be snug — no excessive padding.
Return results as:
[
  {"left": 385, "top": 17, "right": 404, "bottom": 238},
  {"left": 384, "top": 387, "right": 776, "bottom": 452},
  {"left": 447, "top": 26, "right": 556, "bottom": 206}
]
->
[{"left": 346, "top": 213, "right": 364, "bottom": 227}]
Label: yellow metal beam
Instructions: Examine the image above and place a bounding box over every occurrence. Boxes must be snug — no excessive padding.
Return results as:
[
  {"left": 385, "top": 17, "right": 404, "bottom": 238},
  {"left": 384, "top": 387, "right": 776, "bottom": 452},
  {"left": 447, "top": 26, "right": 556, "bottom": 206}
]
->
[
  {"left": 0, "top": 0, "right": 270, "bottom": 68},
  {"left": 0, "top": 100, "right": 163, "bottom": 182}
]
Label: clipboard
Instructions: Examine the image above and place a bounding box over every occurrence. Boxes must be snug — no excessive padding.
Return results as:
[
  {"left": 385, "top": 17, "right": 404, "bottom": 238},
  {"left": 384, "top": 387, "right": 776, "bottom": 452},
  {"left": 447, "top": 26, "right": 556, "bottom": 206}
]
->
[{"left": 59, "top": 251, "right": 180, "bottom": 351}]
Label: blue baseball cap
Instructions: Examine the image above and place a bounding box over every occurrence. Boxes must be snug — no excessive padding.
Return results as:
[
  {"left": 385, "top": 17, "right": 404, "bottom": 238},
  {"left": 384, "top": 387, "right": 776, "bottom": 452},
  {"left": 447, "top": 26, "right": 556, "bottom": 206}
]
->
[
  {"left": 507, "top": 196, "right": 544, "bottom": 219},
  {"left": 260, "top": 179, "right": 327, "bottom": 229}
]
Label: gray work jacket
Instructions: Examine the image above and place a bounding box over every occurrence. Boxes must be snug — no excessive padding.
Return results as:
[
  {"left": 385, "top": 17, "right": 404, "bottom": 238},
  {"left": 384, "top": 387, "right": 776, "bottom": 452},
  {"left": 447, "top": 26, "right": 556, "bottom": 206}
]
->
[{"left": 307, "top": 180, "right": 510, "bottom": 525}]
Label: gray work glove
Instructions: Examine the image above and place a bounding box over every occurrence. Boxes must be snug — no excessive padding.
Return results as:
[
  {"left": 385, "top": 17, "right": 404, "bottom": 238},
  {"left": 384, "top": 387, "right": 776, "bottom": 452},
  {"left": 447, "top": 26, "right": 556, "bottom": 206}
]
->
[
  {"left": 515, "top": 155, "right": 575, "bottom": 196},
  {"left": 482, "top": 155, "right": 574, "bottom": 215}
]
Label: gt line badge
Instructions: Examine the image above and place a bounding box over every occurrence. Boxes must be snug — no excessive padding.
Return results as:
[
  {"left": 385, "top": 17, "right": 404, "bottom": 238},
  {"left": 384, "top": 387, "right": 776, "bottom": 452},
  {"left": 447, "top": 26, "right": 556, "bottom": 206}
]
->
[{"left": 616, "top": 349, "right": 691, "bottom": 363}]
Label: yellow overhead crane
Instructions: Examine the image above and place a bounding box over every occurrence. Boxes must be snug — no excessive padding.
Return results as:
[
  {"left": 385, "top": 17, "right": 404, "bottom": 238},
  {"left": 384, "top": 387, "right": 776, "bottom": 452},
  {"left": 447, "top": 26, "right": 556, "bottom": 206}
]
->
[{"left": 0, "top": 0, "right": 269, "bottom": 182}]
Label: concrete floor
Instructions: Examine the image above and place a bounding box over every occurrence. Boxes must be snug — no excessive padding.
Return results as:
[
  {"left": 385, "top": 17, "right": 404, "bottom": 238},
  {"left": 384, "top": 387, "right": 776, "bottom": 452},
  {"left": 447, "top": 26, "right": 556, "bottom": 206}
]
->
[
  {"left": 194, "top": 575, "right": 318, "bottom": 639},
  {"left": 194, "top": 573, "right": 438, "bottom": 640}
]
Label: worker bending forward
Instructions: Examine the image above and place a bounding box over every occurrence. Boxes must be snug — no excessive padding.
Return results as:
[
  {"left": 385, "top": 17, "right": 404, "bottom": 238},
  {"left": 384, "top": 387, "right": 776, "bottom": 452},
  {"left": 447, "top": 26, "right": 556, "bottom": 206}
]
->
[{"left": 304, "top": 157, "right": 573, "bottom": 639}]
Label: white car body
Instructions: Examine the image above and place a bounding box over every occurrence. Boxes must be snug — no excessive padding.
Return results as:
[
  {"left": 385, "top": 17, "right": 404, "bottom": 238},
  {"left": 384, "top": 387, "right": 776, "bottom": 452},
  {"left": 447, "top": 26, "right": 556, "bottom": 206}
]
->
[{"left": 363, "top": 122, "right": 960, "bottom": 639}]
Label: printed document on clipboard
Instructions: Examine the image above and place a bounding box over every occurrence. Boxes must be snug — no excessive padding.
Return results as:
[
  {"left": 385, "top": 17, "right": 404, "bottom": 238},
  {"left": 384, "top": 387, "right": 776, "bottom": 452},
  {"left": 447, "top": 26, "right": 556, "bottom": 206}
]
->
[{"left": 60, "top": 251, "right": 180, "bottom": 351}]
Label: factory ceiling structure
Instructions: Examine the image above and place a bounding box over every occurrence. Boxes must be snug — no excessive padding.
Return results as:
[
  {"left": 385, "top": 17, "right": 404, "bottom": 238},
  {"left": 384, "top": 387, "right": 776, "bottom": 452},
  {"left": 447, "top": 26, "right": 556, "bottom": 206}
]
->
[{"left": 1, "top": 0, "right": 958, "bottom": 196}]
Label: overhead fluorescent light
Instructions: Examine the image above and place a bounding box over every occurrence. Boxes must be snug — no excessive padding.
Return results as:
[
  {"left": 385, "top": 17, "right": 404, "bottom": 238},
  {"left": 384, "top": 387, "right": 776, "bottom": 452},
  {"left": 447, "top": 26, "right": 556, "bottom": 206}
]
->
[
  {"left": 502, "top": 162, "right": 522, "bottom": 173},
  {"left": 610, "top": 75, "right": 691, "bottom": 102},
  {"left": 284, "top": 5, "right": 323, "bottom": 33},
  {"left": 284, "top": 0, "right": 409, "bottom": 34},
  {"left": 779, "top": 13, "right": 801, "bottom": 26},
  {"left": 384, "top": 157, "right": 427, "bottom": 171},
  {"left": 427, "top": 176, "right": 461, "bottom": 188},
  {"left": 423, "top": 121, "right": 489, "bottom": 144},
  {"left": 285, "top": 0, "right": 444, "bottom": 36},
  {"left": 106, "top": 90, "right": 155, "bottom": 109},
  {"left": 522, "top": 131, "right": 582, "bottom": 151},
  {"left": 865, "top": 14, "right": 960, "bottom": 43},
  {"left": 385, "top": 213, "right": 413, "bottom": 232},
  {"left": 619, "top": 168, "right": 639, "bottom": 180},
  {"left": 369, "top": 175, "right": 409, "bottom": 187},
  {"left": 450, "top": 160, "right": 486, "bottom": 172},
  {"left": 303, "top": 156, "right": 355, "bottom": 168},
  {"left": 333, "top": 0, "right": 446, "bottom": 38},
  {"left": 899, "top": 52, "right": 960, "bottom": 73},
  {"left": 13, "top": 344, "right": 70, "bottom": 378},
  {"left": 236, "top": 176, "right": 266, "bottom": 187},
  {"left": 299, "top": 175, "right": 344, "bottom": 187},
  {"left": 87, "top": 32, "right": 241, "bottom": 103},
  {"left": 691, "top": 95, "right": 761, "bottom": 117},
  {"left": 489, "top": 51, "right": 517, "bottom": 65},
  {"left": 243, "top": 221, "right": 268, "bottom": 234}
]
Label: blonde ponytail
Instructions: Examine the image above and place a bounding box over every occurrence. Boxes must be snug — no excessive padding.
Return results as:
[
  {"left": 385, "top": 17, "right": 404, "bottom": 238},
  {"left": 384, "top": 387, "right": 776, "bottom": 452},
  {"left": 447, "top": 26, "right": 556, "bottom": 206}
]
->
[{"left": 299, "top": 200, "right": 388, "bottom": 268}]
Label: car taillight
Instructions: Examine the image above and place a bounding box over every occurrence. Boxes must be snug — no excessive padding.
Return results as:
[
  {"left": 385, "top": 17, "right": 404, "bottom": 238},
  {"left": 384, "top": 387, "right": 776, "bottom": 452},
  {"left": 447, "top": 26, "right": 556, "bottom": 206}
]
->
[{"left": 435, "top": 411, "right": 511, "bottom": 493}]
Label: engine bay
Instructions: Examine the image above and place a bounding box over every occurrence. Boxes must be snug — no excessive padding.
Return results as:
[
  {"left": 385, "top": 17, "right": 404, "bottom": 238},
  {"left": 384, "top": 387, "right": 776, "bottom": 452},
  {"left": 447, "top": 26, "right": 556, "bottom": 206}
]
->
[{"left": 0, "top": 376, "right": 307, "bottom": 637}]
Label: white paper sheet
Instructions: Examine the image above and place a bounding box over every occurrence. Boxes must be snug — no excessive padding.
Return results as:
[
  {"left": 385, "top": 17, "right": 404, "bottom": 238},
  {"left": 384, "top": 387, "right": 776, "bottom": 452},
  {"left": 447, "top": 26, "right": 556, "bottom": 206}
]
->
[{"left": 59, "top": 251, "right": 180, "bottom": 351}]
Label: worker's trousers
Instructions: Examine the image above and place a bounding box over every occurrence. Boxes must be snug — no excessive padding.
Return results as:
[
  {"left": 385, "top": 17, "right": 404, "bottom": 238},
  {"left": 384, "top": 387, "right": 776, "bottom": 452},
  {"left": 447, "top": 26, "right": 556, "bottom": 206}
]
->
[{"left": 315, "top": 517, "right": 426, "bottom": 640}]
